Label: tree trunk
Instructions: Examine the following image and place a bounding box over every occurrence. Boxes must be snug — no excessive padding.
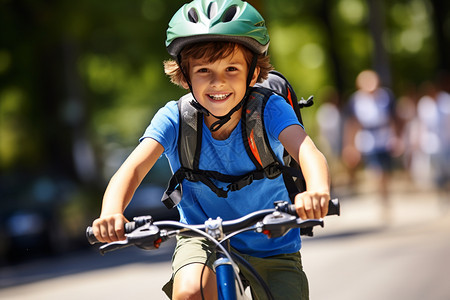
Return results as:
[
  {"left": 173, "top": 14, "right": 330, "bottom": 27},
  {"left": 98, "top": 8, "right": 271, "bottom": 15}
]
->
[
  {"left": 366, "top": 0, "right": 392, "bottom": 87},
  {"left": 320, "top": 0, "right": 345, "bottom": 96},
  {"left": 430, "top": 0, "right": 450, "bottom": 73}
]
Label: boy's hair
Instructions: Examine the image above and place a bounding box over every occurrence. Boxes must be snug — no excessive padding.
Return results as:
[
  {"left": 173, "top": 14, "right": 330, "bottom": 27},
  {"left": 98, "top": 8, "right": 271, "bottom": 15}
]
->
[{"left": 164, "top": 41, "right": 273, "bottom": 88}]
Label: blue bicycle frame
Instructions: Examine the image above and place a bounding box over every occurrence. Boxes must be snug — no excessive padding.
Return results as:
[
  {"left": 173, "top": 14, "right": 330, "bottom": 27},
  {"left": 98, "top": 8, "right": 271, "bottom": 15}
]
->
[{"left": 215, "top": 255, "right": 238, "bottom": 300}]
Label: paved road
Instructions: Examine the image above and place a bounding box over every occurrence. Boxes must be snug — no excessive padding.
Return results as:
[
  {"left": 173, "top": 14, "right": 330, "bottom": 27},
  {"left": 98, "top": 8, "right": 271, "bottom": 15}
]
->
[
  {"left": 304, "top": 197, "right": 450, "bottom": 300},
  {"left": 0, "top": 241, "right": 176, "bottom": 300},
  {"left": 1, "top": 188, "right": 449, "bottom": 300}
]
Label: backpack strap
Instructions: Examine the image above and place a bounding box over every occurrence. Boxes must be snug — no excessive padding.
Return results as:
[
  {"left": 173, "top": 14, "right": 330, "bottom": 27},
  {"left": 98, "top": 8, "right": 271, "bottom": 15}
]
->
[
  {"left": 178, "top": 93, "right": 202, "bottom": 170},
  {"left": 250, "top": 72, "right": 308, "bottom": 201},
  {"left": 256, "top": 70, "right": 304, "bottom": 124},
  {"left": 163, "top": 94, "right": 233, "bottom": 208},
  {"left": 162, "top": 93, "right": 268, "bottom": 209},
  {"left": 242, "top": 87, "right": 284, "bottom": 179},
  {"left": 161, "top": 94, "right": 202, "bottom": 209}
]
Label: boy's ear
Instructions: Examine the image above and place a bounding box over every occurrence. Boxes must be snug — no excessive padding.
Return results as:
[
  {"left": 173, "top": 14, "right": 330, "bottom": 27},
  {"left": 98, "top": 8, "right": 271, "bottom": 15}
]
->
[
  {"left": 181, "top": 79, "right": 190, "bottom": 90},
  {"left": 250, "top": 66, "right": 261, "bottom": 86}
]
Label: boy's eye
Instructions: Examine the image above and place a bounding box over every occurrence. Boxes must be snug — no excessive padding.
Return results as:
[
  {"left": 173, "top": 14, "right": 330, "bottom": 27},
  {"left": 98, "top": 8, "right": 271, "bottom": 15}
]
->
[
  {"left": 197, "top": 68, "right": 208, "bottom": 73},
  {"left": 227, "top": 66, "right": 238, "bottom": 72}
]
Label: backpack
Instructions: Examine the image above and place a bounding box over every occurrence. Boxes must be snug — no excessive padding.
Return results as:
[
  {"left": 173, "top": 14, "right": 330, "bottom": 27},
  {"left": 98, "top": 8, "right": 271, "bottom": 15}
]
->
[{"left": 161, "top": 70, "right": 314, "bottom": 210}]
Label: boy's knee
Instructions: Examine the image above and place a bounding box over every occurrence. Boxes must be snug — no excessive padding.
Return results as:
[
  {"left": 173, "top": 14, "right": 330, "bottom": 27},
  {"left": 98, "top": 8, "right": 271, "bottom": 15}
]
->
[
  {"left": 172, "top": 264, "right": 218, "bottom": 300},
  {"left": 173, "top": 282, "right": 217, "bottom": 300},
  {"left": 172, "top": 285, "right": 202, "bottom": 300}
]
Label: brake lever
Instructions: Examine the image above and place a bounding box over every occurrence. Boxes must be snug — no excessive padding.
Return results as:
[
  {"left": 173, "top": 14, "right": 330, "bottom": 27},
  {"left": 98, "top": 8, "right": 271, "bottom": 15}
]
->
[
  {"left": 260, "top": 212, "right": 297, "bottom": 238},
  {"left": 97, "top": 222, "right": 163, "bottom": 255},
  {"left": 99, "top": 240, "right": 131, "bottom": 255},
  {"left": 261, "top": 211, "right": 324, "bottom": 238},
  {"left": 296, "top": 218, "right": 324, "bottom": 228},
  {"left": 126, "top": 223, "right": 163, "bottom": 250}
]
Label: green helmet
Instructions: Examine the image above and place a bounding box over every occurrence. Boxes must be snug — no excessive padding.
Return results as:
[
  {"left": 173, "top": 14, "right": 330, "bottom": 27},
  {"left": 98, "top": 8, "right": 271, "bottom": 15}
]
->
[{"left": 166, "top": 0, "right": 270, "bottom": 58}]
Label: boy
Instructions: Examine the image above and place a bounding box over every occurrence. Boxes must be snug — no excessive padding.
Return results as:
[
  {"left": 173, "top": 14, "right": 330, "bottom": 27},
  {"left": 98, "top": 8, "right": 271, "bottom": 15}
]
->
[{"left": 92, "top": 0, "right": 330, "bottom": 299}]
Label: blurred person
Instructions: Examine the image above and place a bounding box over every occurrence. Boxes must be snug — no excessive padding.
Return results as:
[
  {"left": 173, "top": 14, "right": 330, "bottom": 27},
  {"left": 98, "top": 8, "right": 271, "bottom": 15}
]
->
[
  {"left": 414, "top": 78, "right": 450, "bottom": 204},
  {"left": 316, "top": 87, "right": 343, "bottom": 160},
  {"left": 342, "top": 70, "right": 398, "bottom": 220},
  {"left": 396, "top": 91, "right": 421, "bottom": 181},
  {"left": 409, "top": 82, "right": 440, "bottom": 189},
  {"left": 316, "top": 87, "right": 344, "bottom": 186},
  {"left": 436, "top": 73, "right": 450, "bottom": 203}
]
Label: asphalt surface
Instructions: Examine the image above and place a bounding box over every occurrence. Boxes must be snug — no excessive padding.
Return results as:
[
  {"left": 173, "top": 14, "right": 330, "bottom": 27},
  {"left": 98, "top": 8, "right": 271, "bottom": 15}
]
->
[
  {"left": 0, "top": 177, "right": 449, "bottom": 300},
  {"left": 304, "top": 187, "right": 450, "bottom": 300}
]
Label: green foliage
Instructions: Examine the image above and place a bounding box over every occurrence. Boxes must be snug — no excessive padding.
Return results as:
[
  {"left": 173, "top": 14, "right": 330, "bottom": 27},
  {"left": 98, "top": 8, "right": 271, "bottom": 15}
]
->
[
  {"left": 0, "top": 0, "right": 448, "bottom": 262},
  {"left": 0, "top": 0, "right": 448, "bottom": 186},
  {"left": 269, "top": 21, "right": 330, "bottom": 96}
]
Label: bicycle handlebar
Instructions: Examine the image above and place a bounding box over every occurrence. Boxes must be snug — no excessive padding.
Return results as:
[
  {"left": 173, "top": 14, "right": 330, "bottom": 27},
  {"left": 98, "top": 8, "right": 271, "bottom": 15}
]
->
[
  {"left": 278, "top": 198, "right": 340, "bottom": 217},
  {"left": 84, "top": 198, "right": 340, "bottom": 300},
  {"left": 86, "top": 199, "right": 339, "bottom": 246}
]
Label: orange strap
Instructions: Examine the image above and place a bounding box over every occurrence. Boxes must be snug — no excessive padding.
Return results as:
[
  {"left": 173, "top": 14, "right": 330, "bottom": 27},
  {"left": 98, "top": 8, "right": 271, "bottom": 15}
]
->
[{"left": 248, "top": 129, "right": 263, "bottom": 167}]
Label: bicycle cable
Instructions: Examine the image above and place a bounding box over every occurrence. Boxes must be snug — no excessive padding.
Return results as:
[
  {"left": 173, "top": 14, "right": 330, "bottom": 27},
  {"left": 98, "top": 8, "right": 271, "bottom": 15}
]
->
[
  {"left": 220, "top": 226, "right": 275, "bottom": 300},
  {"left": 174, "top": 223, "right": 247, "bottom": 298},
  {"left": 199, "top": 225, "right": 275, "bottom": 300},
  {"left": 199, "top": 226, "right": 257, "bottom": 299},
  {"left": 200, "top": 241, "right": 248, "bottom": 300}
]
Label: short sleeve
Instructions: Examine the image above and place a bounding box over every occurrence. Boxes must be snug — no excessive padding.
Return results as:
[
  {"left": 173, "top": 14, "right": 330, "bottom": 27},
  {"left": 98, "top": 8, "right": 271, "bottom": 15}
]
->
[
  {"left": 140, "top": 101, "right": 179, "bottom": 155},
  {"left": 264, "top": 94, "right": 303, "bottom": 140}
]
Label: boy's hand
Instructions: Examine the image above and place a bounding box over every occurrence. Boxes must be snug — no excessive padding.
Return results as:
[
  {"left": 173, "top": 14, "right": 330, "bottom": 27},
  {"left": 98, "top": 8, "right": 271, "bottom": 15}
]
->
[
  {"left": 294, "top": 191, "right": 330, "bottom": 219},
  {"left": 92, "top": 214, "right": 129, "bottom": 243}
]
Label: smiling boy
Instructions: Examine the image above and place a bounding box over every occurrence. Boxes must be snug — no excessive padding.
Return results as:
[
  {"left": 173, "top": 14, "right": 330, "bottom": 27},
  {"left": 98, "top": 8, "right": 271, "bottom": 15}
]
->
[
  {"left": 189, "top": 47, "right": 253, "bottom": 134},
  {"left": 91, "top": 1, "right": 330, "bottom": 299}
]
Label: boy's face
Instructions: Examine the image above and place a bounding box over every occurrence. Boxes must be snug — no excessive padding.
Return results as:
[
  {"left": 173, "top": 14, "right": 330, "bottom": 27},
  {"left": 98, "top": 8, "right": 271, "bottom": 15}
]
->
[{"left": 188, "top": 47, "right": 259, "bottom": 117}]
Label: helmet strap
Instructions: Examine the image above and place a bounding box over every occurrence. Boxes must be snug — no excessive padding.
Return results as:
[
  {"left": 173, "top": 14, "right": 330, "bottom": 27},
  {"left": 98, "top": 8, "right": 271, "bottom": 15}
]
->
[
  {"left": 178, "top": 53, "right": 259, "bottom": 132},
  {"left": 177, "top": 54, "right": 194, "bottom": 92}
]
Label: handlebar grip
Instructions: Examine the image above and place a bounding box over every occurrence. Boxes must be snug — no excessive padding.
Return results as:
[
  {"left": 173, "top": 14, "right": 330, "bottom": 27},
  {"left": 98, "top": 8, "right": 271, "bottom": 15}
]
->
[
  {"left": 85, "top": 221, "right": 138, "bottom": 245},
  {"left": 86, "top": 227, "right": 97, "bottom": 245},
  {"left": 327, "top": 198, "right": 340, "bottom": 216},
  {"left": 284, "top": 198, "right": 340, "bottom": 217},
  {"left": 86, "top": 226, "right": 98, "bottom": 245},
  {"left": 125, "top": 221, "right": 137, "bottom": 232}
]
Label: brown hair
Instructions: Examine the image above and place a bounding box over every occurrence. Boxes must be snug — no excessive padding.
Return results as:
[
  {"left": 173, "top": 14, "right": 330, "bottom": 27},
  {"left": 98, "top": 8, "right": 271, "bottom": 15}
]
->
[{"left": 164, "top": 41, "right": 273, "bottom": 88}]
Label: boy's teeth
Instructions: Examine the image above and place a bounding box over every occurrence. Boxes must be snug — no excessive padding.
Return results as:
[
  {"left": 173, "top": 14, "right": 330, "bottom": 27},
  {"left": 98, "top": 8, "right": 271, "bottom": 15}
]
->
[{"left": 209, "top": 94, "right": 229, "bottom": 100}]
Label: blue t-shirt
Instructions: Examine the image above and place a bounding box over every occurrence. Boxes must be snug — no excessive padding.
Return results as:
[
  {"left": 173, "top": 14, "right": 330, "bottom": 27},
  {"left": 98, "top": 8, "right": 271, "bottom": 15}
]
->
[{"left": 141, "top": 94, "right": 302, "bottom": 257}]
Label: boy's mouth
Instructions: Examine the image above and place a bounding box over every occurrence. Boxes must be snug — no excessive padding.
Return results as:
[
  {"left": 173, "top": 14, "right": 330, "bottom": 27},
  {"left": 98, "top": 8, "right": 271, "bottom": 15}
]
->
[{"left": 207, "top": 93, "right": 231, "bottom": 101}]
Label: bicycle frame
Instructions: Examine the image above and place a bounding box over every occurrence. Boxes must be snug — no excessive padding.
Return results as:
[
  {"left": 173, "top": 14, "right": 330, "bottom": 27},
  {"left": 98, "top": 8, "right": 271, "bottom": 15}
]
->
[
  {"left": 213, "top": 240, "right": 273, "bottom": 300},
  {"left": 215, "top": 251, "right": 240, "bottom": 300},
  {"left": 203, "top": 217, "right": 253, "bottom": 299},
  {"left": 202, "top": 214, "right": 278, "bottom": 300}
]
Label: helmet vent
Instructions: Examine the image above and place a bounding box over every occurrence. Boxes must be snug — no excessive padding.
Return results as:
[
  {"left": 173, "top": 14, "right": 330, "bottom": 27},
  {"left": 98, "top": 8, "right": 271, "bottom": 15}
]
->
[
  {"left": 188, "top": 8, "right": 199, "bottom": 23},
  {"left": 222, "top": 5, "right": 237, "bottom": 23},
  {"left": 207, "top": 2, "right": 218, "bottom": 19}
]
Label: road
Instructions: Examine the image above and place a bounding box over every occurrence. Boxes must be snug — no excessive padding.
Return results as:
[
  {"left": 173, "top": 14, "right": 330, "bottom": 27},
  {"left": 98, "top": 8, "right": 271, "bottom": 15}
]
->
[
  {"left": 303, "top": 195, "right": 450, "bottom": 300},
  {"left": 1, "top": 188, "right": 449, "bottom": 300}
]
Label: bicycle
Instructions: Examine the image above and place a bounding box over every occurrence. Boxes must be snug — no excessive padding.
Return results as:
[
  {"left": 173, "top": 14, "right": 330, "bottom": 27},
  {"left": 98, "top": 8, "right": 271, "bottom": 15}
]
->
[{"left": 86, "top": 199, "right": 340, "bottom": 300}]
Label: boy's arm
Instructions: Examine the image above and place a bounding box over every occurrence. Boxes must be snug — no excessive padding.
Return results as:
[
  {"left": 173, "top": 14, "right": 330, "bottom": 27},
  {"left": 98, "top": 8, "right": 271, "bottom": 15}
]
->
[
  {"left": 92, "top": 138, "right": 165, "bottom": 243},
  {"left": 279, "top": 124, "right": 331, "bottom": 219}
]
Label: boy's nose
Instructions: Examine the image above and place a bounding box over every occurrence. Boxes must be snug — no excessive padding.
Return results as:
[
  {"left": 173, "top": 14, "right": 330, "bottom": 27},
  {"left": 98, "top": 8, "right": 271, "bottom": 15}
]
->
[{"left": 210, "top": 73, "right": 225, "bottom": 87}]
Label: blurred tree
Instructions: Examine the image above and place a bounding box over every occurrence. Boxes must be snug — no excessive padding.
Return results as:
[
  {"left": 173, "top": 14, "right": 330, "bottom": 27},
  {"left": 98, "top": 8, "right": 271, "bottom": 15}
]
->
[
  {"left": 318, "top": 0, "right": 345, "bottom": 94},
  {"left": 0, "top": 0, "right": 183, "bottom": 184},
  {"left": 367, "top": 0, "right": 391, "bottom": 86},
  {"left": 0, "top": 0, "right": 449, "bottom": 245},
  {"left": 430, "top": 0, "right": 450, "bottom": 72},
  {"left": 0, "top": 1, "right": 73, "bottom": 175},
  {"left": 248, "top": 0, "right": 263, "bottom": 13}
]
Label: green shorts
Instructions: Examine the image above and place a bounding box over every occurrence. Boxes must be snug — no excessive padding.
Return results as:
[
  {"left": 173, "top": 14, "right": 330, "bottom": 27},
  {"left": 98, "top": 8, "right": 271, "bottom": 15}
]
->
[{"left": 162, "top": 236, "right": 309, "bottom": 300}]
